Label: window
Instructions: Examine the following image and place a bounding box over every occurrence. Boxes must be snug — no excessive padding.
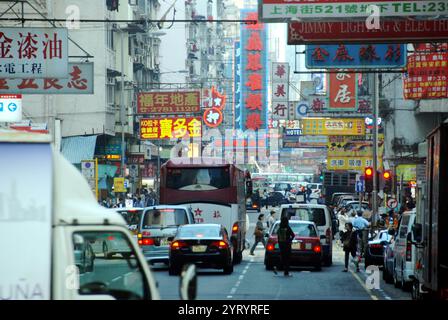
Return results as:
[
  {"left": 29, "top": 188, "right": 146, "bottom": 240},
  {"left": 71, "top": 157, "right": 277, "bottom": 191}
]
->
[
  {"left": 399, "top": 216, "right": 410, "bottom": 238},
  {"left": 73, "top": 231, "right": 150, "bottom": 300},
  {"left": 282, "top": 208, "right": 326, "bottom": 226},
  {"left": 273, "top": 223, "right": 317, "bottom": 237},
  {"left": 141, "top": 208, "right": 188, "bottom": 229},
  {"left": 177, "top": 226, "right": 221, "bottom": 239},
  {"left": 117, "top": 209, "right": 143, "bottom": 226},
  {"left": 166, "top": 167, "right": 231, "bottom": 191}
]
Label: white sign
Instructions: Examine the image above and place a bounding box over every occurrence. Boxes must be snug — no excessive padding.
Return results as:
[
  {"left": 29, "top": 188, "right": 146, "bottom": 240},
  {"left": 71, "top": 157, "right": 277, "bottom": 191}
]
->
[
  {"left": 0, "top": 63, "right": 94, "bottom": 94},
  {"left": 387, "top": 198, "right": 398, "bottom": 209},
  {"left": 81, "top": 160, "right": 97, "bottom": 197},
  {"left": 0, "top": 94, "right": 22, "bottom": 122},
  {"left": 271, "top": 62, "right": 289, "bottom": 120},
  {"left": 0, "top": 27, "right": 68, "bottom": 78}
]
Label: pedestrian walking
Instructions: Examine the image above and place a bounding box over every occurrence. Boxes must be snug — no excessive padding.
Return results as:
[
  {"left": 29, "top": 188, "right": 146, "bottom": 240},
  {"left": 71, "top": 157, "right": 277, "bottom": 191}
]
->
[
  {"left": 117, "top": 197, "right": 126, "bottom": 208},
  {"left": 353, "top": 210, "right": 370, "bottom": 257},
  {"left": 262, "top": 189, "right": 268, "bottom": 209},
  {"left": 250, "top": 214, "right": 266, "bottom": 256},
  {"left": 341, "top": 222, "right": 360, "bottom": 273},
  {"left": 274, "top": 216, "right": 295, "bottom": 277},
  {"left": 306, "top": 185, "right": 312, "bottom": 203},
  {"left": 267, "top": 210, "right": 276, "bottom": 230}
]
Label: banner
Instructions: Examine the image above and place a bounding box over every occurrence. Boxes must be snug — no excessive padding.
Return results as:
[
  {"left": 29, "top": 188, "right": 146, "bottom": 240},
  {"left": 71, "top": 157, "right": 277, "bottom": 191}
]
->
[
  {"left": 0, "top": 63, "right": 94, "bottom": 94},
  {"left": 140, "top": 117, "right": 202, "bottom": 140},
  {"left": 271, "top": 62, "right": 289, "bottom": 120},
  {"left": 404, "top": 51, "right": 448, "bottom": 99},
  {"left": 327, "top": 134, "right": 385, "bottom": 157},
  {"left": 137, "top": 91, "right": 200, "bottom": 114},
  {"left": 328, "top": 71, "right": 358, "bottom": 111},
  {"left": 327, "top": 156, "right": 383, "bottom": 171},
  {"left": 301, "top": 118, "right": 365, "bottom": 136},
  {"left": 283, "top": 135, "right": 328, "bottom": 148},
  {"left": 288, "top": 20, "right": 448, "bottom": 44},
  {"left": 306, "top": 44, "right": 406, "bottom": 69}
]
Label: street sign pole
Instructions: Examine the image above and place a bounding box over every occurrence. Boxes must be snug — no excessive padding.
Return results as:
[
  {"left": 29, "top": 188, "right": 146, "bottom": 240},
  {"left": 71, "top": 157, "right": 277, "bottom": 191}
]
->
[{"left": 372, "top": 73, "right": 379, "bottom": 228}]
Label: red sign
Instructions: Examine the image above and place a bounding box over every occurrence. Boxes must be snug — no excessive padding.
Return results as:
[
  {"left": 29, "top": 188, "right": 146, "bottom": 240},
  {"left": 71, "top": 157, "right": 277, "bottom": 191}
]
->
[
  {"left": 128, "top": 155, "right": 145, "bottom": 165},
  {"left": 140, "top": 117, "right": 202, "bottom": 140},
  {"left": 404, "top": 51, "right": 448, "bottom": 100},
  {"left": 328, "top": 71, "right": 357, "bottom": 110},
  {"left": 288, "top": 20, "right": 448, "bottom": 44},
  {"left": 203, "top": 107, "right": 223, "bottom": 128},
  {"left": 137, "top": 91, "right": 200, "bottom": 114}
]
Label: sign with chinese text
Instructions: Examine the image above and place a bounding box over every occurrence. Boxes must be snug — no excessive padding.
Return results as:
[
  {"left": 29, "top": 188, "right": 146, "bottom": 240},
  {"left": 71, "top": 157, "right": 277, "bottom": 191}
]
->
[
  {"left": 0, "top": 27, "right": 68, "bottom": 78},
  {"left": 328, "top": 71, "right": 357, "bottom": 111},
  {"left": 140, "top": 117, "right": 202, "bottom": 140},
  {"left": 327, "top": 156, "right": 383, "bottom": 171},
  {"left": 288, "top": 20, "right": 448, "bottom": 44},
  {"left": 240, "top": 10, "right": 268, "bottom": 131},
  {"left": 327, "top": 134, "right": 385, "bottom": 157},
  {"left": 403, "top": 51, "right": 448, "bottom": 99},
  {"left": 202, "top": 86, "right": 226, "bottom": 110},
  {"left": 128, "top": 155, "right": 145, "bottom": 165},
  {"left": 137, "top": 91, "right": 200, "bottom": 114},
  {"left": 0, "top": 63, "right": 93, "bottom": 94},
  {"left": 301, "top": 118, "right": 365, "bottom": 136},
  {"left": 396, "top": 164, "right": 417, "bottom": 181},
  {"left": 203, "top": 107, "right": 223, "bottom": 127},
  {"left": 234, "top": 41, "right": 242, "bottom": 130},
  {"left": 113, "top": 177, "right": 126, "bottom": 193},
  {"left": 284, "top": 135, "right": 328, "bottom": 149},
  {"left": 0, "top": 94, "right": 21, "bottom": 122},
  {"left": 271, "top": 62, "right": 289, "bottom": 120},
  {"left": 260, "top": 1, "right": 448, "bottom": 22},
  {"left": 306, "top": 44, "right": 406, "bottom": 69}
]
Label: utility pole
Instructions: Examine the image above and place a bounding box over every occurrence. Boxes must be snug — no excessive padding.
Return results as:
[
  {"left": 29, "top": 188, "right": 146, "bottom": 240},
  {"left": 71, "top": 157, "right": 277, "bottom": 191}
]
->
[
  {"left": 372, "top": 73, "right": 380, "bottom": 227},
  {"left": 120, "top": 28, "right": 125, "bottom": 180}
]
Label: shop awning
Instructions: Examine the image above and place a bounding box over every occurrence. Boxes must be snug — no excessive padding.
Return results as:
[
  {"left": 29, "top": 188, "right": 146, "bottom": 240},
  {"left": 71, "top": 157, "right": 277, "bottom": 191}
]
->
[{"left": 61, "top": 135, "right": 98, "bottom": 164}]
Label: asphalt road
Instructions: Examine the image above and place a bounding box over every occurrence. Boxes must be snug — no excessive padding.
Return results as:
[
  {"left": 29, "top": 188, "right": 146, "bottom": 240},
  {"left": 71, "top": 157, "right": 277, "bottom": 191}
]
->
[{"left": 150, "top": 207, "right": 411, "bottom": 300}]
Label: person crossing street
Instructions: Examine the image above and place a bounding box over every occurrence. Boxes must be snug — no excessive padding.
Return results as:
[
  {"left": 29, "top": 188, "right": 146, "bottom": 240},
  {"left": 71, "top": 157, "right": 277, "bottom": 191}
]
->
[{"left": 250, "top": 214, "right": 266, "bottom": 256}]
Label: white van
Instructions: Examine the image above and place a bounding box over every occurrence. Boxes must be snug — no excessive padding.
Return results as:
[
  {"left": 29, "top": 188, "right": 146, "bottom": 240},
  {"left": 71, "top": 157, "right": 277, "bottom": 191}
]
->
[
  {"left": 280, "top": 204, "right": 333, "bottom": 266},
  {"left": 393, "top": 209, "right": 417, "bottom": 291},
  {"left": 0, "top": 130, "right": 195, "bottom": 300}
]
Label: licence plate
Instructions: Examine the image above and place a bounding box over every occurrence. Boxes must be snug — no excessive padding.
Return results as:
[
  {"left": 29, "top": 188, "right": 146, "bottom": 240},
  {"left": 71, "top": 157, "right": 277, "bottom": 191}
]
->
[
  {"left": 160, "top": 238, "right": 170, "bottom": 246},
  {"left": 292, "top": 243, "right": 301, "bottom": 250},
  {"left": 192, "top": 245, "right": 207, "bottom": 253},
  {"left": 305, "top": 243, "right": 312, "bottom": 250}
]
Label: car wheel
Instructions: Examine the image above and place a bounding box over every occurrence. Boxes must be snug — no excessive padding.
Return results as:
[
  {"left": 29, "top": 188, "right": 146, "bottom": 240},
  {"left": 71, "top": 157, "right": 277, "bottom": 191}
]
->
[
  {"left": 401, "top": 265, "right": 411, "bottom": 291},
  {"left": 393, "top": 266, "right": 401, "bottom": 288},
  {"left": 411, "top": 280, "right": 419, "bottom": 300},
  {"left": 233, "top": 249, "right": 242, "bottom": 265},
  {"left": 103, "top": 243, "right": 111, "bottom": 259},
  {"left": 223, "top": 263, "right": 234, "bottom": 274},
  {"left": 169, "top": 264, "right": 181, "bottom": 276},
  {"left": 384, "top": 264, "right": 394, "bottom": 284}
]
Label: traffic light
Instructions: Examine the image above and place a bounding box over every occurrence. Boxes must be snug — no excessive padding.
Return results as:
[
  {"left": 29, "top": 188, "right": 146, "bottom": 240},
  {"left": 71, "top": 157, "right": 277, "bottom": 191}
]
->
[
  {"left": 383, "top": 170, "right": 392, "bottom": 193},
  {"left": 365, "top": 167, "right": 373, "bottom": 193}
]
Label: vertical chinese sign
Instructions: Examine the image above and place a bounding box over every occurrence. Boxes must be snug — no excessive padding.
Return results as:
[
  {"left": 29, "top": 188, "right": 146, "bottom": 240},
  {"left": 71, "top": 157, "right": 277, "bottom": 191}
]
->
[
  {"left": 328, "top": 71, "right": 357, "bottom": 111},
  {"left": 271, "top": 62, "right": 289, "bottom": 120},
  {"left": 234, "top": 41, "right": 242, "bottom": 130},
  {"left": 240, "top": 10, "right": 268, "bottom": 132}
]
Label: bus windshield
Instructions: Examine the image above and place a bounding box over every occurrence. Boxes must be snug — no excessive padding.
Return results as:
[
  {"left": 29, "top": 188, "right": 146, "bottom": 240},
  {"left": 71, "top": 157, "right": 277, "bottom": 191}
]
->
[{"left": 166, "top": 167, "right": 230, "bottom": 191}]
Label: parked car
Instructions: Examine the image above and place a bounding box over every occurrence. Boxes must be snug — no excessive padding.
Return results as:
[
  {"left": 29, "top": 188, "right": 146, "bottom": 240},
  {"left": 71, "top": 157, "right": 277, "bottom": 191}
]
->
[
  {"left": 364, "top": 229, "right": 392, "bottom": 269},
  {"left": 383, "top": 229, "right": 397, "bottom": 284},
  {"left": 265, "top": 220, "right": 322, "bottom": 271},
  {"left": 73, "top": 234, "right": 95, "bottom": 273},
  {"left": 260, "top": 191, "right": 290, "bottom": 207},
  {"left": 169, "top": 224, "right": 234, "bottom": 275},
  {"left": 393, "top": 210, "right": 417, "bottom": 291},
  {"left": 273, "top": 183, "right": 292, "bottom": 193},
  {"left": 138, "top": 205, "right": 195, "bottom": 264},
  {"left": 279, "top": 204, "right": 333, "bottom": 266}
]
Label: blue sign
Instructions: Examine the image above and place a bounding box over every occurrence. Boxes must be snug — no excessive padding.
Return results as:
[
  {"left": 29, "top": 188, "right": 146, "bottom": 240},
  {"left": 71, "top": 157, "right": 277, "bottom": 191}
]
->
[
  {"left": 234, "top": 41, "right": 242, "bottom": 130},
  {"left": 295, "top": 102, "right": 309, "bottom": 118},
  {"left": 285, "top": 129, "right": 302, "bottom": 136},
  {"left": 356, "top": 181, "right": 365, "bottom": 193},
  {"left": 306, "top": 44, "right": 406, "bottom": 69},
  {"left": 8, "top": 102, "right": 17, "bottom": 112}
]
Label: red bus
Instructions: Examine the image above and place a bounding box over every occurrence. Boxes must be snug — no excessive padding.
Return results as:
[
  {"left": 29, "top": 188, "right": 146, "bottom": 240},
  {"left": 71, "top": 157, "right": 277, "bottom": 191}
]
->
[{"left": 160, "top": 158, "right": 252, "bottom": 264}]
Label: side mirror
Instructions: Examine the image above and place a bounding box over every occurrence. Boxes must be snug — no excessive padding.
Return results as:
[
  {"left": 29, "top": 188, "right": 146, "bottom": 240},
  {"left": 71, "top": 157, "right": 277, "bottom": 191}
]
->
[
  {"left": 179, "top": 264, "right": 197, "bottom": 300},
  {"left": 412, "top": 223, "right": 423, "bottom": 243}
]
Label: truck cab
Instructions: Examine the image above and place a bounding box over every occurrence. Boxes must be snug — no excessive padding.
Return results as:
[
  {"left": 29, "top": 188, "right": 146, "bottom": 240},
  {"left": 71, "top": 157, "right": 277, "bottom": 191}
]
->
[{"left": 0, "top": 130, "right": 195, "bottom": 300}]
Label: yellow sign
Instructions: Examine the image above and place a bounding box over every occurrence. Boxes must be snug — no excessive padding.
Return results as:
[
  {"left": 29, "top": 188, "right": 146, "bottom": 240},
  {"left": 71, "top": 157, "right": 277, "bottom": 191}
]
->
[
  {"left": 114, "top": 177, "right": 126, "bottom": 193},
  {"left": 301, "top": 118, "right": 365, "bottom": 136},
  {"left": 327, "top": 156, "right": 383, "bottom": 171},
  {"left": 327, "top": 134, "right": 385, "bottom": 157},
  {"left": 396, "top": 164, "right": 417, "bottom": 181},
  {"left": 106, "top": 154, "right": 121, "bottom": 160}
]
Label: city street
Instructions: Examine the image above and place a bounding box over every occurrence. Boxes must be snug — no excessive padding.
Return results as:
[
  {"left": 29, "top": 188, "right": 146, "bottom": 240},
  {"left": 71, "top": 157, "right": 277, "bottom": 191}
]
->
[{"left": 152, "top": 207, "right": 410, "bottom": 300}]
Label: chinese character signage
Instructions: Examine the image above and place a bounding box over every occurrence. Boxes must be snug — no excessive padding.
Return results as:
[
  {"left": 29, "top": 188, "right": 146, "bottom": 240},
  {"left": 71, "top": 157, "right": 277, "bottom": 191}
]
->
[
  {"left": 240, "top": 10, "right": 268, "bottom": 131},
  {"left": 326, "top": 156, "right": 383, "bottom": 172},
  {"left": 327, "top": 134, "right": 384, "bottom": 157},
  {"left": 140, "top": 117, "right": 202, "bottom": 140},
  {"left": 137, "top": 91, "right": 200, "bottom": 114},
  {"left": 0, "top": 27, "right": 68, "bottom": 78},
  {"left": 301, "top": 118, "right": 365, "bottom": 136},
  {"left": 0, "top": 63, "right": 93, "bottom": 94},
  {"left": 328, "top": 71, "right": 357, "bottom": 111},
  {"left": 260, "top": 1, "right": 448, "bottom": 22},
  {"left": 288, "top": 20, "right": 448, "bottom": 45},
  {"left": 0, "top": 94, "right": 21, "bottom": 122},
  {"left": 271, "top": 62, "right": 289, "bottom": 120},
  {"left": 404, "top": 50, "right": 448, "bottom": 100},
  {"left": 306, "top": 44, "right": 406, "bottom": 69},
  {"left": 234, "top": 41, "right": 242, "bottom": 130}
]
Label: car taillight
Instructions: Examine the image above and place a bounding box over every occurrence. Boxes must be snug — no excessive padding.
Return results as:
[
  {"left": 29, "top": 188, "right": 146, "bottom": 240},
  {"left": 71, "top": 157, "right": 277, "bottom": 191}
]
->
[
  {"left": 138, "top": 239, "right": 143, "bottom": 245},
  {"left": 232, "top": 223, "right": 239, "bottom": 234},
  {"left": 326, "top": 228, "right": 332, "bottom": 242},
  {"left": 252, "top": 204, "right": 258, "bottom": 208},
  {"left": 107, "top": 236, "right": 115, "bottom": 241},
  {"left": 211, "top": 241, "right": 228, "bottom": 249},
  {"left": 267, "top": 237, "right": 277, "bottom": 251},
  {"left": 313, "top": 245, "right": 322, "bottom": 253},
  {"left": 406, "top": 240, "right": 412, "bottom": 261},
  {"left": 370, "top": 244, "right": 383, "bottom": 249},
  {"left": 267, "top": 244, "right": 275, "bottom": 251},
  {"left": 171, "top": 240, "right": 187, "bottom": 250},
  {"left": 141, "top": 238, "right": 154, "bottom": 246}
]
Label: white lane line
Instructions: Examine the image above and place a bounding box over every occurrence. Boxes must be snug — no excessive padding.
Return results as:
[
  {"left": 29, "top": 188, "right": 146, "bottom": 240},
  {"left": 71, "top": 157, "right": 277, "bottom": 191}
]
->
[
  {"left": 239, "top": 275, "right": 244, "bottom": 280},
  {"left": 230, "top": 288, "right": 237, "bottom": 294},
  {"left": 227, "top": 295, "right": 233, "bottom": 299},
  {"left": 350, "top": 270, "right": 379, "bottom": 300},
  {"left": 235, "top": 281, "right": 241, "bottom": 287},
  {"left": 111, "top": 276, "right": 121, "bottom": 282},
  {"left": 242, "top": 270, "right": 247, "bottom": 274}
]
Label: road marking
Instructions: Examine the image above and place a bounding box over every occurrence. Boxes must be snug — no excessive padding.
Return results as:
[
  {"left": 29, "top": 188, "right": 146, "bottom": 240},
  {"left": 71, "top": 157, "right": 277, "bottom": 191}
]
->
[
  {"left": 230, "top": 288, "right": 237, "bottom": 294},
  {"left": 239, "top": 275, "right": 244, "bottom": 280},
  {"left": 111, "top": 276, "right": 121, "bottom": 282},
  {"left": 227, "top": 295, "right": 233, "bottom": 299},
  {"left": 235, "top": 281, "right": 241, "bottom": 287},
  {"left": 242, "top": 270, "right": 247, "bottom": 274},
  {"left": 350, "top": 270, "right": 379, "bottom": 300}
]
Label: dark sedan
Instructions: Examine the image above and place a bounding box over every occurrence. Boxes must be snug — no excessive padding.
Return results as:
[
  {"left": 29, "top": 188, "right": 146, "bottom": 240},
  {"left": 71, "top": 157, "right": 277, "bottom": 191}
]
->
[
  {"left": 169, "top": 224, "right": 234, "bottom": 275},
  {"left": 260, "top": 191, "right": 290, "bottom": 207},
  {"left": 264, "top": 220, "right": 323, "bottom": 271},
  {"left": 364, "top": 229, "right": 393, "bottom": 269}
]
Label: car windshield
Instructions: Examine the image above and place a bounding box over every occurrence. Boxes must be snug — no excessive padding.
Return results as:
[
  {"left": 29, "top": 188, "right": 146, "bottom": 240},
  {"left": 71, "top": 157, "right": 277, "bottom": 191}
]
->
[
  {"left": 177, "top": 226, "right": 221, "bottom": 239},
  {"left": 166, "top": 167, "right": 230, "bottom": 191},
  {"left": 117, "top": 209, "right": 143, "bottom": 226},
  {"left": 347, "top": 203, "right": 370, "bottom": 211},
  {"left": 272, "top": 223, "right": 318, "bottom": 237},
  {"left": 141, "top": 208, "right": 188, "bottom": 228},
  {"left": 282, "top": 207, "right": 326, "bottom": 226}
]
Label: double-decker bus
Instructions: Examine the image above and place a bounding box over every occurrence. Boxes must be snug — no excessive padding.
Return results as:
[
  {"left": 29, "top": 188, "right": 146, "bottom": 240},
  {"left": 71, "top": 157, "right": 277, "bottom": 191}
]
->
[{"left": 159, "top": 158, "right": 252, "bottom": 264}]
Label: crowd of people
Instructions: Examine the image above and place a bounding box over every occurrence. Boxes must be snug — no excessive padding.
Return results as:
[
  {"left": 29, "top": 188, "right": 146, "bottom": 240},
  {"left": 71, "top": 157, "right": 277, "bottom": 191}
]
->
[{"left": 99, "top": 188, "right": 158, "bottom": 209}]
